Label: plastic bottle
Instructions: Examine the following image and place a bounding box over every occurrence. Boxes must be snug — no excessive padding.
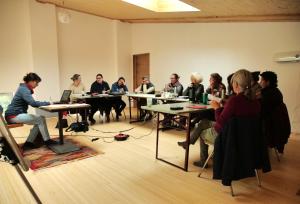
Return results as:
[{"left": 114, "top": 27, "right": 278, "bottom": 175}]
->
[
  {"left": 174, "top": 87, "right": 177, "bottom": 97},
  {"left": 221, "top": 89, "right": 225, "bottom": 99}
]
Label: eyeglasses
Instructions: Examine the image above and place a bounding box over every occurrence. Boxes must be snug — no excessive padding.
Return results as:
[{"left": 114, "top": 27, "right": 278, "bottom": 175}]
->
[{"left": 96, "top": 77, "right": 102, "bottom": 80}]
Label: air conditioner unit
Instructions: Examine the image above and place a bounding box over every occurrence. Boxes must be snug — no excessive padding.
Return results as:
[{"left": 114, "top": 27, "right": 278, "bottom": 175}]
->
[{"left": 274, "top": 51, "right": 300, "bottom": 63}]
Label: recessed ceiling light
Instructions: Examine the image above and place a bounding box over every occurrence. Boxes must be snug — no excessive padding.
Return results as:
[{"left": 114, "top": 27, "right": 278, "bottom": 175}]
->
[{"left": 122, "top": 0, "right": 200, "bottom": 12}]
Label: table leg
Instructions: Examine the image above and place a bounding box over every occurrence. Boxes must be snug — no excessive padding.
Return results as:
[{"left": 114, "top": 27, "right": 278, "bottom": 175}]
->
[
  {"left": 128, "top": 96, "right": 132, "bottom": 120},
  {"left": 156, "top": 112, "right": 160, "bottom": 159},
  {"left": 58, "top": 111, "right": 64, "bottom": 145},
  {"left": 184, "top": 114, "right": 191, "bottom": 171},
  {"left": 129, "top": 97, "right": 145, "bottom": 123},
  {"left": 155, "top": 113, "right": 191, "bottom": 171},
  {"left": 48, "top": 110, "right": 80, "bottom": 154}
]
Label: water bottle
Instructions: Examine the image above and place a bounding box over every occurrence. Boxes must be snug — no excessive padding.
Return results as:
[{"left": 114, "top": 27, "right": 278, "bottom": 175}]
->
[
  {"left": 221, "top": 89, "right": 225, "bottom": 99},
  {"left": 202, "top": 93, "right": 208, "bottom": 105},
  {"left": 174, "top": 87, "right": 177, "bottom": 97},
  {"left": 188, "top": 87, "right": 195, "bottom": 102}
]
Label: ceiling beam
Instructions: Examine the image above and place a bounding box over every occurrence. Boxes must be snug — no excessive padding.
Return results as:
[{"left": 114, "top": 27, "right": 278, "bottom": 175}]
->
[{"left": 121, "top": 14, "right": 300, "bottom": 23}]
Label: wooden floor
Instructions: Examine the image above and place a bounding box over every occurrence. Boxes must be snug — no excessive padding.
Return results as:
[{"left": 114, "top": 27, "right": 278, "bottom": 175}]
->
[{"left": 0, "top": 112, "right": 300, "bottom": 204}]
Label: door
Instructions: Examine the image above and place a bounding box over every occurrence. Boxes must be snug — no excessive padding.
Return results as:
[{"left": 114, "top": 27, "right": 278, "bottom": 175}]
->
[
  {"left": 133, "top": 53, "right": 150, "bottom": 90},
  {"left": 132, "top": 53, "right": 150, "bottom": 108}
]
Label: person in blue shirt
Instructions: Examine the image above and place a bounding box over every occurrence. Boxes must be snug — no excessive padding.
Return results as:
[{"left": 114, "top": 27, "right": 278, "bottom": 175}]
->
[
  {"left": 111, "top": 77, "right": 128, "bottom": 120},
  {"left": 5, "top": 73, "right": 58, "bottom": 150}
]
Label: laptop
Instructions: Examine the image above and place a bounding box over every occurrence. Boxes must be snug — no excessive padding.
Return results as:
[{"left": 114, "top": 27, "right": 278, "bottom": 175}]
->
[{"left": 53, "top": 90, "right": 72, "bottom": 104}]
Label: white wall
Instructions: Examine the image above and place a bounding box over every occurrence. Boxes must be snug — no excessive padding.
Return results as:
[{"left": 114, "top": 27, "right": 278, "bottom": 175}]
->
[
  {"left": 29, "top": 0, "right": 60, "bottom": 101},
  {"left": 57, "top": 8, "right": 118, "bottom": 92},
  {"left": 0, "top": 0, "right": 60, "bottom": 101},
  {"left": 0, "top": 0, "right": 33, "bottom": 93},
  {"left": 131, "top": 22, "right": 300, "bottom": 132},
  {"left": 115, "top": 21, "right": 132, "bottom": 91}
]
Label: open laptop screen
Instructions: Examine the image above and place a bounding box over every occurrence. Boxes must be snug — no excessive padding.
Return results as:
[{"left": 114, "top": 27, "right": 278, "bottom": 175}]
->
[{"left": 60, "top": 90, "right": 72, "bottom": 103}]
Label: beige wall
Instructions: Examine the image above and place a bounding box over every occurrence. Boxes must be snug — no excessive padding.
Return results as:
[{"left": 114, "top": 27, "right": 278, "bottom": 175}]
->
[
  {"left": 57, "top": 8, "right": 118, "bottom": 92},
  {"left": 0, "top": 0, "right": 60, "bottom": 101},
  {"left": 29, "top": 0, "right": 60, "bottom": 101},
  {"left": 131, "top": 22, "right": 300, "bottom": 132},
  {"left": 115, "top": 21, "right": 132, "bottom": 91},
  {"left": 0, "top": 0, "right": 33, "bottom": 93}
]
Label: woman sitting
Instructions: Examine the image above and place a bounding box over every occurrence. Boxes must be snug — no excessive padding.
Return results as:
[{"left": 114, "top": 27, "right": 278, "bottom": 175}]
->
[
  {"left": 206, "top": 73, "right": 226, "bottom": 98},
  {"left": 69, "top": 74, "right": 87, "bottom": 121},
  {"left": 178, "top": 69, "right": 260, "bottom": 167},
  {"left": 183, "top": 72, "right": 204, "bottom": 102},
  {"left": 5, "top": 73, "right": 57, "bottom": 150}
]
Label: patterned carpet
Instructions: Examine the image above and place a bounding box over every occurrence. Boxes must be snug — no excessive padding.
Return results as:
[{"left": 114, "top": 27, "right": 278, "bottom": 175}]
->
[{"left": 23, "top": 138, "right": 101, "bottom": 170}]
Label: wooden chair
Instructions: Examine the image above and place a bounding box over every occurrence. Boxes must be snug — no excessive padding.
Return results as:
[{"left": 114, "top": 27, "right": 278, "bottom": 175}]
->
[
  {"left": 7, "top": 123, "right": 24, "bottom": 129},
  {"left": 198, "top": 141, "right": 261, "bottom": 197},
  {"left": 197, "top": 117, "right": 270, "bottom": 197}
]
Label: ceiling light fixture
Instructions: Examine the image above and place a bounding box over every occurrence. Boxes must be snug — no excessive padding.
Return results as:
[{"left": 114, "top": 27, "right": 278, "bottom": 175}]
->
[{"left": 122, "top": 0, "right": 200, "bottom": 12}]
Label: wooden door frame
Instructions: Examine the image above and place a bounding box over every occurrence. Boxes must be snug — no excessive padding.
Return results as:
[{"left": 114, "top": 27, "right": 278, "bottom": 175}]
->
[{"left": 133, "top": 53, "right": 150, "bottom": 90}]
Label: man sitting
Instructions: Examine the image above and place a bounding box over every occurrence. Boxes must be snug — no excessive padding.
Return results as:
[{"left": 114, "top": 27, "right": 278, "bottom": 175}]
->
[{"left": 111, "top": 77, "right": 128, "bottom": 120}]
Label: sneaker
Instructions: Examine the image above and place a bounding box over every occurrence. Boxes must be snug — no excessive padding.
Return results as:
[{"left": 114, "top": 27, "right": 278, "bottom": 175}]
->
[
  {"left": 193, "top": 160, "right": 209, "bottom": 168},
  {"left": 45, "top": 139, "right": 59, "bottom": 146},
  {"left": 177, "top": 141, "right": 188, "bottom": 150}
]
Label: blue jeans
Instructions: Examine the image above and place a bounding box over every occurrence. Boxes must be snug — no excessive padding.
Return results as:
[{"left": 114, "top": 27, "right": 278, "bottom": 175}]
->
[{"left": 10, "top": 114, "right": 50, "bottom": 143}]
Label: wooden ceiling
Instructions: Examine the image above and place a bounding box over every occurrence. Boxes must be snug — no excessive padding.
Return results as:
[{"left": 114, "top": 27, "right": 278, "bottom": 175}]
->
[{"left": 37, "top": 0, "right": 300, "bottom": 23}]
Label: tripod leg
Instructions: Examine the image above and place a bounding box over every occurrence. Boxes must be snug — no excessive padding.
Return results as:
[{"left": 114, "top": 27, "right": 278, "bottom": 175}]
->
[{"left": 15, "top": 165, "right": 42, "bottom": 204}]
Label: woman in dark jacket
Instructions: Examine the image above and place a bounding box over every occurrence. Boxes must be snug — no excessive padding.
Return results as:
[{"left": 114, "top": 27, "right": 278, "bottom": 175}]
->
[
  {"left": 179, "top": 69, "right": 260, "bottom": 167},
  {"left": 260, "top": 71, "right": 290, "bottom": 153},
  {"left": 183, "top": 72, "right": 204, "bottom": 102}
]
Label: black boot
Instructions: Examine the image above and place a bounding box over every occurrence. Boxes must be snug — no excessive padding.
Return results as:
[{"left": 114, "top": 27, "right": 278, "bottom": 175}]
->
[
  {"left": 177, "top": 141, "right": 188, "bottom": 150},
  {"left": 22, "top": 142, "right": 38, "bottom": 151}
]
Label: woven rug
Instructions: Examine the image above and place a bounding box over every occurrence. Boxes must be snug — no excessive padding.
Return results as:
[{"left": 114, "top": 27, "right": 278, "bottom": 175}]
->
[{"left": 22, "top": 138, "right": 101, "bottom": 170}]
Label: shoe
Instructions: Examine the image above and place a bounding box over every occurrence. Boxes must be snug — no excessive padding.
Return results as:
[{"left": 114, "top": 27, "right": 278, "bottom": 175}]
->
[
  {"left": 193, "top": 160, "right": 209, "bottom": 168},
  {"left": 22, "top": 142, "right": 37, "bottom": 151},
  {"left": 89, "top": 119, "right": 96, "bottom": 125},
  {"left": 45, "top": 139, "right": 59, "bottom": 146},
  {"left": 177, "top": 141, "right": 188, "bottom": 150}
]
